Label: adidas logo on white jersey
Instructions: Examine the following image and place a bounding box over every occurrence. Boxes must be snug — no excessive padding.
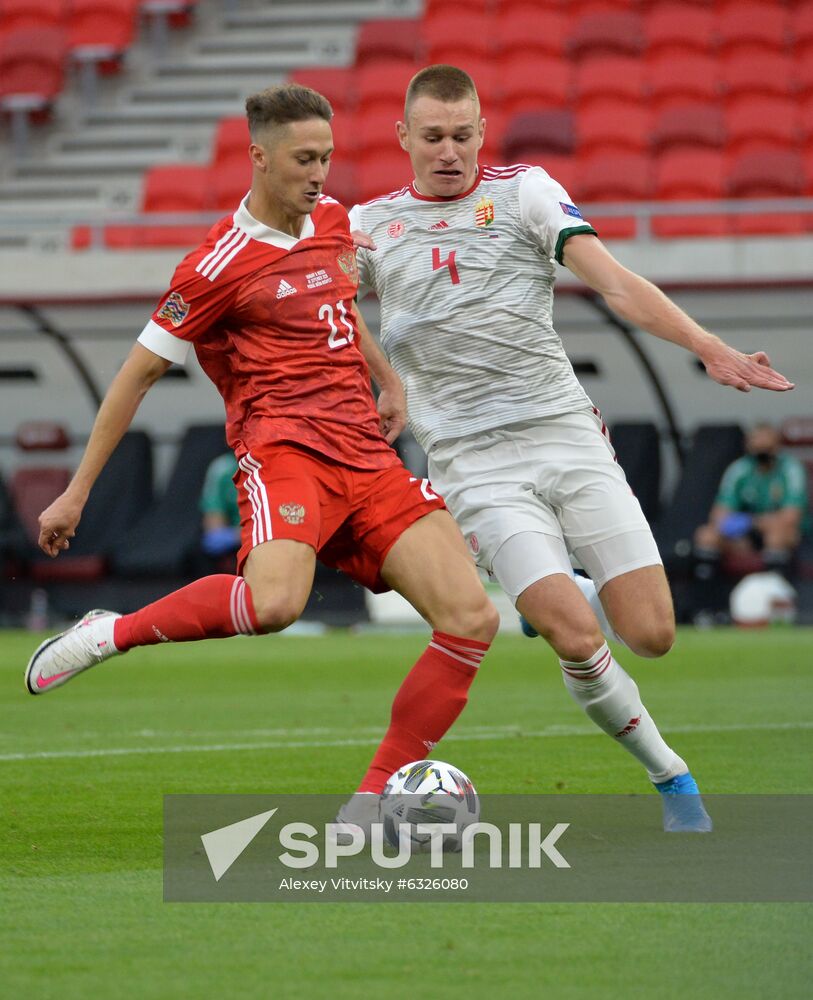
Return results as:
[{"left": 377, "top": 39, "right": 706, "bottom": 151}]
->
[
  {"left": 276, "top": 279, "right": 297, "bottom": 299},
  {"left": 429, "top": 220, "right": 449, "bottom": 230}
]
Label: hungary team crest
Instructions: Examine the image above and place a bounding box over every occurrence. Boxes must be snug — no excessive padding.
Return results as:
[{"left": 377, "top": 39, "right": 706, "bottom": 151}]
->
[
  {"left": 336, "top": 250, "right": 358, "bottom": 283},
  {"left": 474, "top": 196, "right": 495, "bottom": 228}
]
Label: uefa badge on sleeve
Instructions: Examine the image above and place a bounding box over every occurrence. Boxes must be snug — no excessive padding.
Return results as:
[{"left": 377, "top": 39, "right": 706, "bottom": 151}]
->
[{"left": 157, "top": 291, "right": 191, "bottom": 327}]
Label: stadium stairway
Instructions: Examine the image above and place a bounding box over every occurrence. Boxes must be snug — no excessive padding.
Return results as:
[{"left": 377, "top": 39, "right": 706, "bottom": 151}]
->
[{"left": 0, "top": 0, "right": 420, "bottom": 248}]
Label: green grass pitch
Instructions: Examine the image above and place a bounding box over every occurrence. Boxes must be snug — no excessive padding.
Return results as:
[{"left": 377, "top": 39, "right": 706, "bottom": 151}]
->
[{"left": 2, "top": 626, "right": 812, "bottom": 998}]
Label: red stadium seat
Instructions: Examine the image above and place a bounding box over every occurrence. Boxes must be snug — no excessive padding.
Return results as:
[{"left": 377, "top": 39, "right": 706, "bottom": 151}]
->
[
  {"left": 568, "top": 11, "right": 644, "bottom": 60},
  {"left": 354, "top": 18, "right": 421, "bottom": 66},
  {"left": 422, "top": 12, "right": 493, "bottom": 64},
  {"left": 211, "top": 116, "right": 250, "bottom": 170},
  {"left": 68, "top": 0, "right": 138, "bottom": 102},
  {"left": 652, "top": 147, "right": 729, "bottom": 237},
  {"left": 502, "top": 110, "right": 576, "bottom": 162},
  {"left": 644, "top": 4, "right": 715, "bottom": 57},
  {"left": 720, "top": 49, "right": 794, "bottom": 100},
  {"left": 0, "top": 24, "right": 65, "bottom": 155},
  {"left": 493, "top": 5, "right": 566, "bottom": 59},
  {"left": 209, "top": 161, "right": 251, "bottom": 211},
  {"left": 0, "top": 0, "right": 66, "bottom": 31},
  {"left": 577, "top": 99, "right": 651, "bottom": 155},
  {"left": 501, "top": 54, "right": 571, "bottom": 115},
  {"left": 356, "top": 153, "right": 413, "bottom": 204},
  {"left": 727, "top": 149, "right": 805, "bottom": 198},
  {"left": 646, "top": 52, "right": 719, "bottom": 108},
  {"left": 0, "top": 26, "right": 66, "bottom": 101},
  {"left": 10, "top": 467, "right": 71, "bottom": 545},
  {"left": 69, "top": 0, "right": 138, "bottom": 57},
  {"left": 142, "top": 164, "right": 209, "bottom": 212},
  {"left": 357, "top": 107, "right": 401, "bottom": 157},
  {"left": 323, "top": 161, "right": 358, "bottom": 208},
  {"left": 289, "top": 67, "right": 356, "bottom": 113},
  {"left": 716, "top": 2, "right": 789, "bottom": 54},
  {"left": 575, "top": 151, "right": 652, "bottom": 201},
  {"left": 651, "top": 102, "right": 724, "bottom": 153},
  {"left": 356, "top": 60, "right": 421, "bottom": 114},
  {"left": 653, "top": 148, "right": 726, "bottom": 200},
  {"left": 725, "top": 95, "right": 800, "bottom": 156},
  {"left": 574, "top": 56, "right": 643, "bottom": 108}
]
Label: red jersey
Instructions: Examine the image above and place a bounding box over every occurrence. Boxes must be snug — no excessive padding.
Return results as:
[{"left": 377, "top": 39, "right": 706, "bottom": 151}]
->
[{"left": 140, "top": 195, "right": 398, "bottom": 471}]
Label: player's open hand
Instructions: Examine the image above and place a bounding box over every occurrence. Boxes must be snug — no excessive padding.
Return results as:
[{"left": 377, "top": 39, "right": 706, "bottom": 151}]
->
[
  {"left": 700, "top": 341, "right": 795, "bottom": 393},
  {"left": 38, "top": 492, "right": 84, "bottom": 557},
  {"left": 376, "top": 380, "right": 407, "bottom": 444},
  {"left": 351, "top": 229, "right": 377, "bottom": 251}
]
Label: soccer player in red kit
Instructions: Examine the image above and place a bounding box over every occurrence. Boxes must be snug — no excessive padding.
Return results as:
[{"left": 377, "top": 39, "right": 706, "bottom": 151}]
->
[{"left": 25, "top": 84, "right": 499, "bottom": 824}]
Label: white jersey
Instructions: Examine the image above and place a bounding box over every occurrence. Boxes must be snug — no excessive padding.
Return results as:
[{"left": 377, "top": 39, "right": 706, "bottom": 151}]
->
[{"left": 349, "top": 165, "right": 598, "bottom": 452}]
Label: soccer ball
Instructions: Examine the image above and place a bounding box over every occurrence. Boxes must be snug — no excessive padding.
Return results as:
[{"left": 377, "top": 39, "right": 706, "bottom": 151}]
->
[
  {"left": 379, "top": 759, "right": 479, "bottom": 853},
  {"left": 730, "top": 571, "right": 797, "bottom": 627}
]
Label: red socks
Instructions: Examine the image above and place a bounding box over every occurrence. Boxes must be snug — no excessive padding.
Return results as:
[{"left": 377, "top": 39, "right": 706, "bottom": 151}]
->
[
  {"left": 357, "top": 630, "right": 490, "bottom": 793},
  {"left": 113, "top": 575, "right": 259, "bottom": 652}
]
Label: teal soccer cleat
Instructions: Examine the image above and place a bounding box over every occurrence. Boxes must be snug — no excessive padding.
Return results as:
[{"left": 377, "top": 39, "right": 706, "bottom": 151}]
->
[{"left": 654, "top": 771, "right": 713, "bottom": 833}]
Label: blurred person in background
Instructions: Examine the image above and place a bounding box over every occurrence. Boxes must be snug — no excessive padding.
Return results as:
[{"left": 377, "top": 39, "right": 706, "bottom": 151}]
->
[
  {"left": 694, "top": 423, "right": 809, "bottom": 579},
  {"left": 200, "top": 451, "right": 241, "bottom": 565}
]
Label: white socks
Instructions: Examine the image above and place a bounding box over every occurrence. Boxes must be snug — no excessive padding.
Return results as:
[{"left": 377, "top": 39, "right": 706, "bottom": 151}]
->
[{"left": 559, "top": 642, "right": 686, "bottom": 783}]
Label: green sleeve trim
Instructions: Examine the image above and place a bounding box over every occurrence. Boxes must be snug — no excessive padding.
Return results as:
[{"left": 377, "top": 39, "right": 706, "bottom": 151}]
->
[{"left": 555, "top": 225, "right": 598, "bottom": 264}]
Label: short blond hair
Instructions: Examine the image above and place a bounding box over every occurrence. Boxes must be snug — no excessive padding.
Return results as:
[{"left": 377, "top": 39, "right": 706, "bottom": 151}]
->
[{"left": 404, "top": 65, "right": 479, "bottom": 118}]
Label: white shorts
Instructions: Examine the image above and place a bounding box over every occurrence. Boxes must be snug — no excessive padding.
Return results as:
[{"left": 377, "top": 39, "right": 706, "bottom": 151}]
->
[{"left": 428, "top": 409, "right": 663, "bottom": 599}]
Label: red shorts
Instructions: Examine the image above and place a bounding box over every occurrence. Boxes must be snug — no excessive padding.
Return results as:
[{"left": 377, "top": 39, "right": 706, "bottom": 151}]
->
[{"left": 233, "top": 444, "right": 446, "bottom": 592}]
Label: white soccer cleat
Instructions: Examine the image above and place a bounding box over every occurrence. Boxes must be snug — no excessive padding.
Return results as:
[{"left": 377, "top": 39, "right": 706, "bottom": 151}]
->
[
  {"left": 333, "top": 792, "right": 381, "bottom": 846},
  {"left": 25, "top": 609, "right": 122, "bottom": 695}
]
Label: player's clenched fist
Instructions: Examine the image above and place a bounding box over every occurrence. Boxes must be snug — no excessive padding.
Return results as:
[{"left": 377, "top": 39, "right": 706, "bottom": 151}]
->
[{"left": 38, "top": 493, "right": 83, "bottom": 557}]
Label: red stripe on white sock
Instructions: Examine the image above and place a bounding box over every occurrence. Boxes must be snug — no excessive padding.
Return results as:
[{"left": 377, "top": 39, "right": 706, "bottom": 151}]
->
[{"left": 559, "top": 645, "right": 612, "bottom": 682}]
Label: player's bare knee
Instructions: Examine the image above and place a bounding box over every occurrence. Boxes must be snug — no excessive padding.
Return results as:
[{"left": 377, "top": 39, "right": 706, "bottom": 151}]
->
[
  {"left": 251, "top": 595, "right": 304, "bottom": 633},
  {"left": 627, "top": 621, "right": 675, "bottom": 659},
  {"left": 538, "top": 620, "right": 605, "bottom": 663},
  {"left": 442, "top": 593, "right": 499, "bottom": 644}
]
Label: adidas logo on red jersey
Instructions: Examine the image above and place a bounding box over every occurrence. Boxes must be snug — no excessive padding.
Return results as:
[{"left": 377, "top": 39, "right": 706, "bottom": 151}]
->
[
  {"left": 276, "top": 279, "right": 297, "bottom": 299},
  {"left": 429, "top": 220, "right": 449, "bottom": 230}
]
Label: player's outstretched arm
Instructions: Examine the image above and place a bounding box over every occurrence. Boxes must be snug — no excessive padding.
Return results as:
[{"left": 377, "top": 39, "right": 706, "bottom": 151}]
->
[
  {"left": 351, "top": 302, "right": 407, "bottom": 444},
  {"left": 562, "top": 236, "right": 795, "bottom": 394},
  {"left": 38, "top": 344, "right": 171, "bottom": 557}
]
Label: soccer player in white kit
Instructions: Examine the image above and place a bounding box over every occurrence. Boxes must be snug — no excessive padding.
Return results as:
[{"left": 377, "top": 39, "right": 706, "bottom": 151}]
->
[{"left": 349, "top": 65, "right": 795, "bottom": 831}]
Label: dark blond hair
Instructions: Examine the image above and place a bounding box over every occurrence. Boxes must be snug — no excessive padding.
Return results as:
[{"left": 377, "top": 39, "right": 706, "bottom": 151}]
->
[
  {"left": 405, "top": 65, "right": 479, "bottom": 118},
  {"left": 245, "top": 83, "right": 332, "bottom": 140}
]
